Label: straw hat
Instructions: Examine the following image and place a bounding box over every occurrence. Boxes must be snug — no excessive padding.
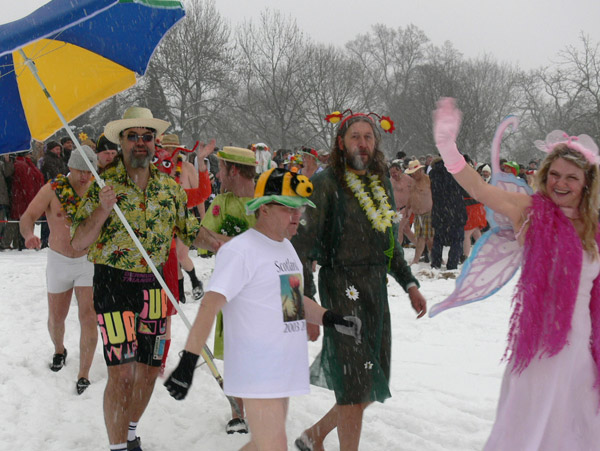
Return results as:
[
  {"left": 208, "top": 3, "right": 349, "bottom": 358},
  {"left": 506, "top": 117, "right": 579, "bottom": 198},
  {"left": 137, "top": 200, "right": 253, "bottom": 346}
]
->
[
  {"left": 104, "top": 106, "right": 170, "bottom": 144},
  {"left": 161, "top": 134, "right": 181, "bottom": 148},
  {"left": 404, "top": 160, "right": 425, "bottom": 174},
  {"left": 217, "top": 146, "right": 258, "bottom": 167}
]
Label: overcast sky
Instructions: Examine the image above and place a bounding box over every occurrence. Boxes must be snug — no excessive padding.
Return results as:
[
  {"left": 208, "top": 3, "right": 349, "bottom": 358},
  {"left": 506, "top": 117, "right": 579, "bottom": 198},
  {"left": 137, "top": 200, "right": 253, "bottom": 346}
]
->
[{"left": 5, "top": 0, "right": 600, "bottom": 69}]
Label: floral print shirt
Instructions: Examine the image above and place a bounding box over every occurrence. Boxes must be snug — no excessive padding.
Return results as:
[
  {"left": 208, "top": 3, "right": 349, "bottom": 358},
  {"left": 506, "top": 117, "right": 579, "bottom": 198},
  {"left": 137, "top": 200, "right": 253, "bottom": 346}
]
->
[{"left": 71, "top": 159, "right": 200, "bottom": 273}]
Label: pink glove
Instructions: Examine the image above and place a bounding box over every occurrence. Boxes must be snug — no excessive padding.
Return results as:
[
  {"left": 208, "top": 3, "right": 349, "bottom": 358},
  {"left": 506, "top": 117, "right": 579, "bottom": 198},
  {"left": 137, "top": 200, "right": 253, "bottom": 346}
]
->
[{"left": 433, "top": 97, "right": 466, "bottom": 174}]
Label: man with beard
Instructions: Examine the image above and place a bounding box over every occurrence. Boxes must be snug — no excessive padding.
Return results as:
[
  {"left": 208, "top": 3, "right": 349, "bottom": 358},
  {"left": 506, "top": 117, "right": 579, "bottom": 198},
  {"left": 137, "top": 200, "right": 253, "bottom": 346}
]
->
[
  {"left": 20, "top": 146, "right": 98, "bottom": 395},
  {"left": 291, "top": 112, "right": 427, "bottom": 451},
  {"left": 70, "top": 107, "right": 223, "bottom": 451}
]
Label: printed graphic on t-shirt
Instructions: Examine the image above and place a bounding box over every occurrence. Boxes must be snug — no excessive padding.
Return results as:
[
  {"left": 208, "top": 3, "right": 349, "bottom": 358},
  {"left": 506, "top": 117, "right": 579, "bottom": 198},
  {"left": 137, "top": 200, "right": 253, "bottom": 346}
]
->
[{"left": 280, "top": 273, "right": 305, "bottom": 322}]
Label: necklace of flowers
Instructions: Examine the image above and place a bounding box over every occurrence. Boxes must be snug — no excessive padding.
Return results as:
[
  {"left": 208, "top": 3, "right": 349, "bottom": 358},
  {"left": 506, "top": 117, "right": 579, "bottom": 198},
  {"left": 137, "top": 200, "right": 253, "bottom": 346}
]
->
[
  {"left": 344, "top": 171, "right": 401, "bottom": 232},
  {"left": 50, "top": 174, "right": 81, "bottom": 222}
]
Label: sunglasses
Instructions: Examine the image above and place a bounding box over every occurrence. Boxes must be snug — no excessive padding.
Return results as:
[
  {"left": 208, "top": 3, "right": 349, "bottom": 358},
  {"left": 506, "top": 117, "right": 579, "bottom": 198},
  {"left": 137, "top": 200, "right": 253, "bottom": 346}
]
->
[{"left": 125, "top": 132, "right": 155, "bottom": 143}]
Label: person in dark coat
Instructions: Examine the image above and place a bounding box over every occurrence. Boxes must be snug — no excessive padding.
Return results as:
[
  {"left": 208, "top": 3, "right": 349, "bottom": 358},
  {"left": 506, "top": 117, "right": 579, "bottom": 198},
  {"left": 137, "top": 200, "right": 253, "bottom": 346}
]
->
[
  {"left": 429, "top": 157, "right": 467, "bottom": 270},
  {"left": 41, "top": 141, "right": 68, "bottom": 182}
]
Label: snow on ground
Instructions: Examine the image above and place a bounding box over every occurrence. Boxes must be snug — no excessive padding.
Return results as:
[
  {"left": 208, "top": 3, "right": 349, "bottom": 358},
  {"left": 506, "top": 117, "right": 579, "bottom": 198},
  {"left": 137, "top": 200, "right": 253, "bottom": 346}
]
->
[{"left": 0, "top": 247, "right": 516, "bottom": 450}]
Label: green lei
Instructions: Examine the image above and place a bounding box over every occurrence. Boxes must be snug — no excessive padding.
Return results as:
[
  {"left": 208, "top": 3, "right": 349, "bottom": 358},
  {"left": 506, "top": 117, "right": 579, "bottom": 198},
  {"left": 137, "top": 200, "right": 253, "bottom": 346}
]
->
[{"left": 50, "top": 175, "right": 81, "bottom": 222}]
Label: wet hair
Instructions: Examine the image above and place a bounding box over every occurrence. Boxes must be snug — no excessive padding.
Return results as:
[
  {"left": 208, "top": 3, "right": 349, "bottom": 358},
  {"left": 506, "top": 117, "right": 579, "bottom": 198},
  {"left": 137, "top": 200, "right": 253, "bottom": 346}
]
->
[
  {"left": 329, "top": 116, "right": 387, "bottom": 183},
  {"left": 223, "top": 160, "right": 256, "bottom": 180},
  {"left": 536, "top": 143, "right": 599, "bottom": 259}
]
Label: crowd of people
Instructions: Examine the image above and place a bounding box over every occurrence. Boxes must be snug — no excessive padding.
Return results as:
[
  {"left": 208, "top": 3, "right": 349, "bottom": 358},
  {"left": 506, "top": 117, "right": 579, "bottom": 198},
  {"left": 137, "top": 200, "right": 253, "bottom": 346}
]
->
[{"left": 4, "top": 98, "right": 600, "bottom": 451}]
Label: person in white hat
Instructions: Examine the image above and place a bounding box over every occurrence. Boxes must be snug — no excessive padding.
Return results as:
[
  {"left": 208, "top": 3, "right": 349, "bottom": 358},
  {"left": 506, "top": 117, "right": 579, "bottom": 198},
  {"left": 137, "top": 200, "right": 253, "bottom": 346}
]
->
[
  {"left": 20, "top": 145, "right": 98, "bottom": 395},
  {"left": 70, "top": 106, "right": 223, "bottom": 451}
]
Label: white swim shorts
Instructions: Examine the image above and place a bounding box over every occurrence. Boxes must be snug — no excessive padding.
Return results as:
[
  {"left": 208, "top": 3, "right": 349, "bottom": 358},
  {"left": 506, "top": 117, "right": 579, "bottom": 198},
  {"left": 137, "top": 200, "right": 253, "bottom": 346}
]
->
[{"left": 46, "top": 248, "right": 94, "bottom": 294}]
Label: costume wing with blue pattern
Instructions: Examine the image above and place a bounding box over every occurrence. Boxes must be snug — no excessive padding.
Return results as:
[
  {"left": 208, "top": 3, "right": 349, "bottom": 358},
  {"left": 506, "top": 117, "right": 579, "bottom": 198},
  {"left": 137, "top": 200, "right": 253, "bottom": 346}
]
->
[{"left": 429, "top": 116, "right": 533, "bottom": 317}]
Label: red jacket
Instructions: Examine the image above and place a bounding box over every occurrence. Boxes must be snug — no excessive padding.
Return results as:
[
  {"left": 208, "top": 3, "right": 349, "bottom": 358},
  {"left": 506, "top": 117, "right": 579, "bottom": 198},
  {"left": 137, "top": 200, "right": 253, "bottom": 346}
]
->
[{"left": 10, "top": 156, "right": 45, "bottom": 219}]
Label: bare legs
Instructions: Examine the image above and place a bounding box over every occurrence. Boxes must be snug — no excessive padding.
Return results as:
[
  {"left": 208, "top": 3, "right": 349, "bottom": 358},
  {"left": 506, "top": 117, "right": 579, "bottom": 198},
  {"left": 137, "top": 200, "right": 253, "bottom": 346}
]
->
[
  {"left": 48, "top": 287, "right": 97, "bottom": 379},
  {"left": 74, "top": 286, "right": 97, "bottom": 380},
  {"left": 241, "top": 398, "right": 289, "bottom": 451},
  {"left": 463, "top": 228, "right": 481, "bottom": 259},
  {"left": 301, "top": 402, "right": 371, "bottom": 451},
  {"left": 104, "top": 362, "right": 160, "bottom": 445},
  {"left": 47, "top": 290, "right": 72, "bottom": 355}
]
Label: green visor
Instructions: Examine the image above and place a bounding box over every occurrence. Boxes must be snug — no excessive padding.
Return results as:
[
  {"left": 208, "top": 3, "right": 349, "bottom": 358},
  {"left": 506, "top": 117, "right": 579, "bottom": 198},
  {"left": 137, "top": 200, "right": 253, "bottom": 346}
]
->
[{"left": 245, "top": 195, "right": 316, "bottom": 214}]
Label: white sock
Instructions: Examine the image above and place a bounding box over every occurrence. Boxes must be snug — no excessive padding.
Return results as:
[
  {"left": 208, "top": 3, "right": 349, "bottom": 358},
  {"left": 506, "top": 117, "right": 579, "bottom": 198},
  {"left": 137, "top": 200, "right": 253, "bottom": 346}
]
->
[
  {"left": 128, "top": 421, "right": 138, "bottom": 442},
  {"left": 109, "top": 444, "right": 127, "bottom": 451}
]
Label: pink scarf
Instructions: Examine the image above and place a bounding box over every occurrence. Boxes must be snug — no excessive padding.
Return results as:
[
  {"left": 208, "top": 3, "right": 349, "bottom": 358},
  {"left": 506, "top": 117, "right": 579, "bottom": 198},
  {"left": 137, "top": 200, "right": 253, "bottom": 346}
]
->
[{"left": 507, "top": 193, "right": 600, "bottom": 392}]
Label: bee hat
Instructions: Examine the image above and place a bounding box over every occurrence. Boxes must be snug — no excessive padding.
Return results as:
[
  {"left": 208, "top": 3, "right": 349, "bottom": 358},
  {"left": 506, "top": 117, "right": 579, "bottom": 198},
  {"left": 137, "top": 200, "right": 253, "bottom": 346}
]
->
[{"left": 245, "top": 167, "right": 316, "bottom": 213}]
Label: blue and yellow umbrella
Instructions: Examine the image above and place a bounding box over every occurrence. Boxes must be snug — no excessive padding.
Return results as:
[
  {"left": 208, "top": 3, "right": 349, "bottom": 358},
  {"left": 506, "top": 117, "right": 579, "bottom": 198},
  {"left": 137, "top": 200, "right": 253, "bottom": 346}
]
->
[
  {"left": 0, "top": 0, "right": 240, "bottom": 415},
  {"left": 0, "top": 0, "right": 184, "bottom": 153}
]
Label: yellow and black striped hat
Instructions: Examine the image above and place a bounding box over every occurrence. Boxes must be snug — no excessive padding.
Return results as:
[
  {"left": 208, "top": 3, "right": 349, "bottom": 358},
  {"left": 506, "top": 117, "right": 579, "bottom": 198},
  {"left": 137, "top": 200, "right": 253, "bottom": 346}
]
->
[{"left": 245, "top": 168, "right": 316, "bottom": 212}]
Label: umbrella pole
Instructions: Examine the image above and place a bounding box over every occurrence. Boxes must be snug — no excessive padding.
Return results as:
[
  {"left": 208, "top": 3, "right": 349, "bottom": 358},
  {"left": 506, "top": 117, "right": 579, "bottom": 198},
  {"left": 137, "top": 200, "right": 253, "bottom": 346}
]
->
[{"left": 19, "top": 50, "right": 241, "bottom": 417}]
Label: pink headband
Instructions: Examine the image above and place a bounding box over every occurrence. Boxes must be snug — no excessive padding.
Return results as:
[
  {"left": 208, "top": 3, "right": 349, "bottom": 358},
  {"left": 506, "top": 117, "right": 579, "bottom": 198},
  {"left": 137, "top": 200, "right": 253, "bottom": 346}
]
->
[{"left": 534, "top": 130, "right": 600, "bottom": 165}]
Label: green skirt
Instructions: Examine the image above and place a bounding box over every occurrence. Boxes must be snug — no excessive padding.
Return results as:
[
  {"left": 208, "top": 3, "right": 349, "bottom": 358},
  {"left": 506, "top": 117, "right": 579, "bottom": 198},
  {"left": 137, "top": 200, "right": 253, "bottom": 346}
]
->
[{"left": 310, "top": 265, "right": 392, "bottom": 404}]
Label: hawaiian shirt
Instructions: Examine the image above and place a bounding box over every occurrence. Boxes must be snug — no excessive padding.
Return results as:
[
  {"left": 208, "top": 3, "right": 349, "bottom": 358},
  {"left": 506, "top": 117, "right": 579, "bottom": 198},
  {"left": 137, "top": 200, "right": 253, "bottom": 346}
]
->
[{"left": 71, "top": 159, "right": 200, "bottom": 273}]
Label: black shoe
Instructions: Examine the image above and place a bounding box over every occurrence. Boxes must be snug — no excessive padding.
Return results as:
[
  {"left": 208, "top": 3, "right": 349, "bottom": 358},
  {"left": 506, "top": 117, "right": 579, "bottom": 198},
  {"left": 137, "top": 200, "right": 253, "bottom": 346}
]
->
[
  {"left": 76, "top": 377, "right": 90, "bottom": 395},
  {"left": 127, "top": 437, "right": 142, "bottom": 451},
  {"left": 50, "top": 348, "right": 67, "bottom": 372},
  {"left": 225, "top": 418, "right": 248, "bottom": 434},
  {"left": 192, "top": 282, "right": 204, "bottom": 300}
]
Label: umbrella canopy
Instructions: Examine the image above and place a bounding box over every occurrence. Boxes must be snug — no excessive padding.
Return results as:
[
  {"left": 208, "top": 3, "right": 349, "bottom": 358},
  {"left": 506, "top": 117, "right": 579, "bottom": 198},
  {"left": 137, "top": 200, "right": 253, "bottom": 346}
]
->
[{"left": 0, "top": 0, "right": 185, "bottom": 153}]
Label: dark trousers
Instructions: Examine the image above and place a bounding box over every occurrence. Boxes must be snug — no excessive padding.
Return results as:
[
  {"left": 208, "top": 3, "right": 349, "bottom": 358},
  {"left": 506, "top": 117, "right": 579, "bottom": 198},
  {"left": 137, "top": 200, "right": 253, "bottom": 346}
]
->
[{"left": 431, "top": 224, "right": 464, "bottom": 270}]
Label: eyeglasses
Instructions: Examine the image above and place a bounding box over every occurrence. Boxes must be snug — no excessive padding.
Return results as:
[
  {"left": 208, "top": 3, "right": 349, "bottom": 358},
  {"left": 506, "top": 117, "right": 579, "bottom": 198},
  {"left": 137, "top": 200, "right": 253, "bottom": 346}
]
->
[
  {"left": 266, "top": 203, "right": 305, "bottom": 214},
  {"left": 125, "top": 132, "right": 155, "bottom": 143}
]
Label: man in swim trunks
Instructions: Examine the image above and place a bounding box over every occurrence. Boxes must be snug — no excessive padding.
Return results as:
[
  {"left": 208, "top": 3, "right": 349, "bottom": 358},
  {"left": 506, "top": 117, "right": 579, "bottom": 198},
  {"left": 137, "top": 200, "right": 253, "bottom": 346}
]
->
[
  {"left": 70, "top": 107, "right": 223, "bottom": 451},
  {"left": 20, "top": 145, "right": 98, "bottom": 395}
]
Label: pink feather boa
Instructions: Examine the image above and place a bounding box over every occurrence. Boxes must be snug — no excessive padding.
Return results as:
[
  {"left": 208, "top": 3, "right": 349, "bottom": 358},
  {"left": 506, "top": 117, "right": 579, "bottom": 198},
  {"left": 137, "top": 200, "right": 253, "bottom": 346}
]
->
[{"left": 506, "top": 193, "right": 600, "bottom": 392}]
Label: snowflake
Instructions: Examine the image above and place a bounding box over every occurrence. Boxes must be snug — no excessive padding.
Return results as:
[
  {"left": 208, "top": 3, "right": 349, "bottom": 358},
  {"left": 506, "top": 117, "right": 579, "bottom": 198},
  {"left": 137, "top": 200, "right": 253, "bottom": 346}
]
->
[
  {"left": 345, "top": 285, "right": 359, "bottom": 301},
  {"left": 364, "top": 361, "right": 373, "bottom": 370}
]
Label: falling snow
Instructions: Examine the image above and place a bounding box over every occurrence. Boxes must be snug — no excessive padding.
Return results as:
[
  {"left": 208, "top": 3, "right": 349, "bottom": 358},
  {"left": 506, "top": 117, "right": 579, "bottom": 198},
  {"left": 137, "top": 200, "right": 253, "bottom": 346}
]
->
[{"left": 0, "top": 247, "right": 516, "bottom": 450}]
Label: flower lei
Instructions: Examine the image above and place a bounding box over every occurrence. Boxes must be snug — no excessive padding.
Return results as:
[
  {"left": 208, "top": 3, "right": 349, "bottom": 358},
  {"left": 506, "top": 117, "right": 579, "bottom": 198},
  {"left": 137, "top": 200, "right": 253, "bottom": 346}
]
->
[
  {"left": 50, "top": 175, "right": 81, "bottom": 222},
  {"left": 344, "top": 171, "right": 400, "bottom": 232}
]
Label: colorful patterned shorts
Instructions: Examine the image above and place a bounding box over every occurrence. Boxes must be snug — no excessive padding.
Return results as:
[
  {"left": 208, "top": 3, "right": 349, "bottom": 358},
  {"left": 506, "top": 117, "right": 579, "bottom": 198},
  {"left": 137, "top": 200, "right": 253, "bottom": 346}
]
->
[{"left": 94, "top": 265, "right": 167, "bottom": 367}]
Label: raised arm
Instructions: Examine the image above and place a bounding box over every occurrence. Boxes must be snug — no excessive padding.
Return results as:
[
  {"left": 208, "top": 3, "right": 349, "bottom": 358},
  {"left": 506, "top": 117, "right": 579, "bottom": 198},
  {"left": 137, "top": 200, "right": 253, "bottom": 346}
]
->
[{"left": 433, "top": 98, "right": 531, "bottom": 228}]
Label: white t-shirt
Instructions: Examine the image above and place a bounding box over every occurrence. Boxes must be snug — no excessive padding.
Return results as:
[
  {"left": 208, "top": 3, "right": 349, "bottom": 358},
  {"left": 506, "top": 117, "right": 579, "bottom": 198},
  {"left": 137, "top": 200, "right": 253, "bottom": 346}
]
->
[{"left": 207, "top": 228, "right": 309, "bottom": 398}]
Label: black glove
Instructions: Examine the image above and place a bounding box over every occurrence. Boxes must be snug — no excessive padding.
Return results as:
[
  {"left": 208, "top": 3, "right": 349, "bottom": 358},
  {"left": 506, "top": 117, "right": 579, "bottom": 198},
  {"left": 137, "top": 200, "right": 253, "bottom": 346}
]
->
[
  {"left": 322, "top": 310, "right": 362, "bottom": 344},
  {"left": 164, "top": 350, "right": 200, "bottom": 400}
]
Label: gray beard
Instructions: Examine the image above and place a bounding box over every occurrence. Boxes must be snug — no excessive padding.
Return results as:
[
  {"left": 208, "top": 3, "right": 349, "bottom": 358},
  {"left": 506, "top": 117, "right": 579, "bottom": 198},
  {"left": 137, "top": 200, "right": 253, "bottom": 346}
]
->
[
  {"left": 129, "top": 153, "right": 152, "bottom": 169},
  {"left": 347, "top": 151, "right": 370, "bottom": 171}
]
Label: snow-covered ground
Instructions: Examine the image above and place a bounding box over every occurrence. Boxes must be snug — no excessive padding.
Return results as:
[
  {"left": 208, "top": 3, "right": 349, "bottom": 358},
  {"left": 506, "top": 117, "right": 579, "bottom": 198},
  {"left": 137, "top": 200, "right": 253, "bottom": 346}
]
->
[{"left": 0, "top": 247, "right": 516, "bottom": 450}]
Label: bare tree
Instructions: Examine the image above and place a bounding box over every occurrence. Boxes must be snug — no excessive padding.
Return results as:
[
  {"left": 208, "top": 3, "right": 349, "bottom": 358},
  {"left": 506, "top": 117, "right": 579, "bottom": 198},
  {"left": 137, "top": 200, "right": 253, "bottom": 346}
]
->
[
  {"left": 140, "top": 0, "right": 234, "bottom": 143},
  {"left": 231, "top": 10, "right": 311, "bottom": 149}
]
